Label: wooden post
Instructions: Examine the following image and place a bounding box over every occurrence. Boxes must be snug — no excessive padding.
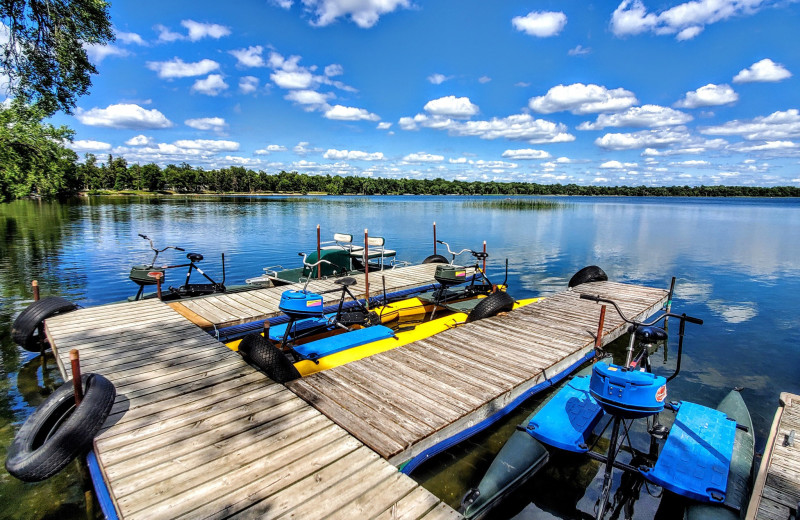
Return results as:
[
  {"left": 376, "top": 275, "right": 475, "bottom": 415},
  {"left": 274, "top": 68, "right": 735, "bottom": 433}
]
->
[
  {"left": 482, "top": 241, "right": 487, "bottom": 273},
  {"left": 33, "top": 280, "right": 45, "bottom": 353},
  {"left": 316, "top": 224, "right": 321, "bottom": 279},
  {"left": 149, "top": 271, "right": 164, "bottom": 300},
  {"left": 433, "top": 222, "right": 437, "bottom": 255},
  {"left": 364, "top": 229, "right": 370, "bottom": 308},
  {"left": 594, "top": 305, "right": 607, "bottom": 352},
  {"left": 32, "top": 280, "right": 40, "bottom": 301},
  {"left": 70, "top": 349, "right": 83, "bottom": 406}
]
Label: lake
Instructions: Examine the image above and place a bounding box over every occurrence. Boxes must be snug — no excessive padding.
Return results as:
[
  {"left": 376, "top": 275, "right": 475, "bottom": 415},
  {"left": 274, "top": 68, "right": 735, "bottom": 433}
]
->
[{"left": 1, "top": 195, "right": 799, "bottom": 519}]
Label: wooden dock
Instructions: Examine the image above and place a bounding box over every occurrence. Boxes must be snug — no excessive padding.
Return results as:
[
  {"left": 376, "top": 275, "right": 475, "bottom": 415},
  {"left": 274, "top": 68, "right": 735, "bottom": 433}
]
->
[
  {"left": 45, "top": 299, "right": 460, "bottom": 520},
  {"left": 286, "top": 280, "right": 668, "bottom": 465},
  {"left": 167, "top": 263, "right": 470, "bottom": 329},
  {"left": 747, "top": 392, "right": 800, "bottom": 520}
]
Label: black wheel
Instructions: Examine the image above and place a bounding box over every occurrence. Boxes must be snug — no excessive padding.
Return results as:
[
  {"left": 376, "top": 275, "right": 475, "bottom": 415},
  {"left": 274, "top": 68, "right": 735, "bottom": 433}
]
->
[
  {"left": 238, "top": 333, "right": 301, "bottom": 383},
  {"left": 568, "top": 266, "right": 608, "bottom": 288},
  {"left": 422, "top": 254, "right": 449, "bottom": 264},
  {"left": 5, "top": 373, "right": 116, "bottom": 482},
  {"left": 12, "top": 297, "right": 77, "bottom": 352},
  {"left": 466, "top": 291, "right": 516, "bottom": 323}
]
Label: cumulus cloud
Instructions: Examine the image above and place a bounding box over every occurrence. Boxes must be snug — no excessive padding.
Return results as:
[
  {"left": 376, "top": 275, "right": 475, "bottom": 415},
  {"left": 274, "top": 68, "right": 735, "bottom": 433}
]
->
[
  {"left": 181, "top": 20, "right": 231, "bottom": 41},
  {"left": 285, "top": 89, "right": 334, "bottom": 107},
  {"left": 70, "top": 140, "right": 112, "bottom": 152},
  {"left": 674, "top": 83, "right": 738, "bottom": 108},
  {"left": 732, "top": 140, "right": 799, "bottom": 152},
  {"left": 423, "top": 96, "right": 479, "bottom": 118},
  {"left": 512, "top": 11, "right": 567, "bottom": 37},
  {"left": 116, "top": 31, "right": 146, "bottom": 46},
  {"left": 578, "top": 105, "right": 693, "bottom": 130},
  {"left": 255, "top": 144, "right": 288, "bottom": 155},
  {"left": 428, "top": 73, "right": 451, "bottom": 85},
  {"left": 600, "top": 160, "right": 638, "bottom": 169},
  {"left": 501, "top": 149, "right": 552, "bottom": 160},
  {"left": 595, "top": 127, "right": 690, "bottom": 150},
  {"left": 239, "top": 76, "right": 259, "bottom": 94},
  {"left": 271, "top": 69, "right": 315, "bottom": 89},
  {"left": 568, "top": 45, "right": 591, "bottom": 56},
  {"left": 191, "top": 74, "right": 228, "bottom": 96},
  {"left": 403, "top": 152, "right": 445, "bottom": 163},
  {"left": 125, "top": 135, "right": 154, "bottom": 146},
  {"left": 325, "top": 64, "right": 344, "bottom": 77},
  {"left": 301, "top": 0, "right": 411, "bottom": 28},
  {"left": 733, "top": 58, "right": 792, "bottom": 83},
  {"left": 173, "top": 139, "right": 239, "bottom": 151},
  {"left": 324, "top": 104, "right": 380, "bottom": 121},
  {"left": 154, "top": 24, "right": 183, "bottom": 43},
  {"left": 701, "top": 109, "right": 800, "bottom": 141},
  {"left": 323, "top": 149, "right": 385, "bottom": 161},
  {"left": 377, "top": 122, "right": 392, "bottom": 130},
  {"left": 230, "top": 46, "right": 265, "bottom": 67},
  {"left": 478, "top": 76, "right": 491, "bottom": 84},
  {"left": 529, "top": 83, "right": 638, "bottom": 114},
  {"left": 399, "top": 112, "right": 575, "bottom": 144},
  {"left": 611, "top": 0, "right": 775, "bottom": 41},
  {"left": 146, "top": 58, "right": 220, "bottom": 79},
  {"left": 84, "top": 44, "right": 129, "bottom": 64},
  {"left": 75, "top": 103, "right": 173, "bottom": 129},
  {"left": 185, "top": 117, "right": 227, "bottom": 132}
]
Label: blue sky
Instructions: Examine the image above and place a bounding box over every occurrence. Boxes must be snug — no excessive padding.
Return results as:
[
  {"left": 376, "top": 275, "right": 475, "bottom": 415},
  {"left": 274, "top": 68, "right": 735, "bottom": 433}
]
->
[{"left": 54, "top": 0, "right": 800, "bottom": 186}]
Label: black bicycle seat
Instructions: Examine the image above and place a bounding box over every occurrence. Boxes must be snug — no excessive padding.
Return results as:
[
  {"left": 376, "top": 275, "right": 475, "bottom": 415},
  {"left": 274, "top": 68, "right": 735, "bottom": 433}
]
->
[
  {"left": 631, "top": 325, "right": 668, "bottom": 342},
  {"left": 334, "top": 276, "right": 357, "bottom": 287},
  {"left": 187, "top": 252, "right": 204, "bottom": 262}
]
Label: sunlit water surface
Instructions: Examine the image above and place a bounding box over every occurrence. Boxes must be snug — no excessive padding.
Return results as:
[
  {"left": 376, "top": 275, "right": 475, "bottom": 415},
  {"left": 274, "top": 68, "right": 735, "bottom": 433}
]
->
[{"left": 1, "top": 195, "right": 798, "bottom": 519}]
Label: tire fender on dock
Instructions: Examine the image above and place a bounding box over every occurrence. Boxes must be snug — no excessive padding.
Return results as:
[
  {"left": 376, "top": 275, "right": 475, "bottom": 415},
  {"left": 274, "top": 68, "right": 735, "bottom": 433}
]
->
[{"left": 12, "top": 297, "right": 77, "bottom": 352}]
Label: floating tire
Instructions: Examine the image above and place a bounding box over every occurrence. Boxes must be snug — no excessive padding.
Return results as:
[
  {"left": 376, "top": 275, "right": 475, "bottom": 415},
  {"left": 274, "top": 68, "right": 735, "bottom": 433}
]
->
[
  {"left": 238, "top": 333, "right": 301, "bottom": 383},
  {"left": 568, "top": 266, "right": 608, "bottom": 288},
  {"left": 12, "top": 297, "right": 77, "bottom": 352},
  {"left": 466, "top": 291, "right": 516, "bottom": 323},
  {"left": 5, "top": 373, "right": 116, "bottom": 482},
  {"left": 422, "top": 254, "right": 449, "bottom": 264}
]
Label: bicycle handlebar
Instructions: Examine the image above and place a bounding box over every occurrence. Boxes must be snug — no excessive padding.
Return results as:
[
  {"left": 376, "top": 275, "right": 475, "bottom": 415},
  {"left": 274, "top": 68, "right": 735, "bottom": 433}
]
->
[
  {"left": 579, "top": 293, "right": 703, "bottom": 326},
  {"left": 298, "top": 252, "right": 333, "bottom": 268},
  {"left": 138, "top": 234, "right": 183, "bottom": 254},
  {"left": 436, "top": 240, "right": 474, "bottom": 259}
]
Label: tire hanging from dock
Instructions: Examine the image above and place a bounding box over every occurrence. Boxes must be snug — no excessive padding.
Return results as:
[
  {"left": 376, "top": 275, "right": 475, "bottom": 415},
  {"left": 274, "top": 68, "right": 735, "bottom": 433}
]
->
[
  {"left": 422, "top": 254, "right": 449, "bottom": 264},
  {"left": 568, "top": 265, "right": 608, "bottom": 288},
  {"left": 466, "top": 291, "right": 516, "bottom": 323},
  {"left": 12, "top": 296, "right": 77, "bottom": 352},
  {"left": 5, "top": 373, "right": 116, "bottom": 482},
  {"left": 238, "top": 333, "right": 301, "bottom": 383}
]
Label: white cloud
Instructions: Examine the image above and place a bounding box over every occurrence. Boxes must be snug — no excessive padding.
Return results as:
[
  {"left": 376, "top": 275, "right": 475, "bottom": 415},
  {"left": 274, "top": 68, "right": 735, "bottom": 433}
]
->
[
  {"left": 325, "top": 64, "right": 344, "bottom": 77},
  {"left": 239, "top": 76, "right": 259, "bottom": 94},
  {"left": 400, "top": 112, "right": 575, "bottom": 144},
  {"left": 294, "top": 142, "right": 321, "bottom": 155},
  {"left": 478, "top": 76, "right": 491, "bottom": 84},
  {"left": 733, "top": 58, "right": 792, "bottom": 83},
  {"left": 272, "top": 0, "right": 293, "bottom": 9},
  {"left": 403, "top": 152, "right": 445, "bottom": 163},
  {"left": 529, "top": 83, "right": 638, "bottom": 114},
  {"left": 600, "top": 160, "right": 638, "bottom": 169},
  {"left": 377, "top": 122, "right": 392, "bottom": 130},
  {"left": 568, "top": 45, "right": 591, "bottom": 56},
  {"left": 271, "top": 69, "right": 315, "bottom": 89},
  {"left": 501, "top": 149, "right": 552, "bottom": 160},
  {"left": 323, "top": 149, "right": 385, "bottom": 161},
  {"left": 154, "top": 24, "right": 183, "bottom": 43},
  {"left": 285, "top": 89, "right": 333, "bottom": 108},
  {"left": 324, "top": 105, "right": 380, "bottom": 121},
  {"left": 701, "top": 109, "right": 800, "bottom": 140},
  {"left": 301, "top": 0, "right": 411, "bottom": 28},
  {"left": 428, "top": 73, "right": 451, "bottom": 85},
  {"left": 611, "top": 0, "right": 775, "bottom": 41},
  {"left": 85, "top": 44, "right": 129, "bottom": 64},
  {"left": 423, "top": 96, "right": 479, "bottom": 118},
  {"left": 125, "top": 135, "right": 154, "bottom": 146},
  {"left": 146, "top": 58, "right": 220, "bottom": 79},
  {"left": 180, "top": 20, "right": 231, "bottom": 41},
  {"left": 116, "top": 31, "right": 146, "bottom": 46},
  {"left": 70, "top": 140, "right": 112, "bottom": 151},
  {"left": 670, "top": 159, "right": 710, "bottom": 166},
  {"left": 732, "top": 140, "right": 798, "bottom": 152},
  {"left": 255, "top": 144, "right": 288, "bottom": 155},
  {"left": 595, "top": 128, "right": 689, "bottom": 150},
  {"left": 674, "top": 83, "right": 738, "bottom": 108},
  {"left": 578, "top": 105, "right": 693, "bottom": 130},
  {"left": 185, "top": 117, "right": 227, "bottom": 132},
  {"left": 230, "top": 46, "right": 265, "bottom": 67},
  {"left": 173, "top": 139, "right": 239, "bottom": 151},
  {"left": 75, "top": 103, "right": 173, "bottom": 129},
  {"left": 191, "top": 74, "right": 228, "bottom": 96},
  {"left": 512, "top": 11, "right": 567, "bottom": 37}
]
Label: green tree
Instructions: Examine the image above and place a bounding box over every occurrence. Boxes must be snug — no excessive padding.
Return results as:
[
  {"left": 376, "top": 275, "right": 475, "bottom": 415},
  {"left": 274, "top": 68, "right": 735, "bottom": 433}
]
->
[
  {"left": 0, "top": 100, "right": 78, "bottom": 201},
  {"left": 1, "top": 0, "right": 113, "bottom": 115},
  {"left": 141, "top": 163, "right": 164, "bottom": 191}
]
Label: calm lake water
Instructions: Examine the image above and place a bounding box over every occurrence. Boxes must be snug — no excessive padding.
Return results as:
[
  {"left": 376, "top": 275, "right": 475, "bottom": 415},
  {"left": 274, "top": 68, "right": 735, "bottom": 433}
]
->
[{"left": 1, "top": 195, "right": 799, "bottom": 519}]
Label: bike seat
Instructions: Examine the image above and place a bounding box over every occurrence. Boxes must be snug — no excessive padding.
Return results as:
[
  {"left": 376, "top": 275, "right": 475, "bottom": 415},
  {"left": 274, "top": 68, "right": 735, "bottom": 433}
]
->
[
  {"left": 334, "top": 276, "right": 357, "bottom": 287},
  {"left": 630, "top": 325, "right": 668, "bottom": 342},
  {"left": 187, "top": 253, "right": 204, "bottom": 262}
]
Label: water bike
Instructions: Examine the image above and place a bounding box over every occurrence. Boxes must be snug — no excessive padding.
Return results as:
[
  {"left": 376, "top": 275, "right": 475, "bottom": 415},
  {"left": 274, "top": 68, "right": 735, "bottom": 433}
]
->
[
  {"left": 129, "top": 234, "right": 227, "bottom": 301},
  {"left": 461, "top": 290, "right": 754, "bottom": 520},
  {"left": 229, "top": 246, "right": 535, "bottom": 382}
]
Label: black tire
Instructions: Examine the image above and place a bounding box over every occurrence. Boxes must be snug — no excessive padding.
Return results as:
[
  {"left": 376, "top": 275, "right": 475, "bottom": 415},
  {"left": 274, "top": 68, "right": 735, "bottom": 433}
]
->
[
  {"left": 568, "top": 266, "right": 608, "bottom": 288},
  {"left": 466, "top": 291, "right": 516, "bottom": 323},
  {"left": 5, "top": 373, "right": 116, "bottom": 482},
  {"left": 12, "top": 297, "right": 77, "bottom": 352},
  {"left": 238, "top": 333, "right": 301, "bottom": 383},
  {"left": 422, "top": 254, "right": 449, "bottom": 264}
]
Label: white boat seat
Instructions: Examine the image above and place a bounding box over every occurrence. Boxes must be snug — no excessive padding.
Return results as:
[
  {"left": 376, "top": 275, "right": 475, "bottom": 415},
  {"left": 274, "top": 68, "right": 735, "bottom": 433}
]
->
[{"left": 320, "top": 233, "right": 364, "bottom": 253}]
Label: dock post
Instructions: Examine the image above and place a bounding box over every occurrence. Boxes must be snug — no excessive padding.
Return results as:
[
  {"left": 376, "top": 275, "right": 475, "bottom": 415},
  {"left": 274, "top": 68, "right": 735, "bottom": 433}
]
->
[
  {"left": 33, "top": 280, "right": 46, "bottom": 354},
  {"left": 482, "top": 241, "right": 487, "bottom": 273},
  {"left": 433, "top": 222, "right": 437, "bottom": 255},
  {"left": 594, "top": 305, "right": 607, "bottom": 357},
  {"left": 317, "top": 224, "right": 321, "bottom": 279},
  {"left": 32, "top": 280, "right": 40, "bottom": 301},
  {"left": 70, "top": 349, "right": 83, "bottom": 406},
  {"left": 364, "top": 229, "right": 370, "bottom": 308}
]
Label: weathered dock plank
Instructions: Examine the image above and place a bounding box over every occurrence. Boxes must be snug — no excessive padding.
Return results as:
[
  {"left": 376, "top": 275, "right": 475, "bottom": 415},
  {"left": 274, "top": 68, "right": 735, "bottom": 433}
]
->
[
  {"left": 287, "top": 280, "right": 669, "bottom": 465},
  {"left": 45, "top": 299, "right": 460, "bottom": 520},
  {"left": 747, "top": 392, "right": 800, "bottom": 520}
]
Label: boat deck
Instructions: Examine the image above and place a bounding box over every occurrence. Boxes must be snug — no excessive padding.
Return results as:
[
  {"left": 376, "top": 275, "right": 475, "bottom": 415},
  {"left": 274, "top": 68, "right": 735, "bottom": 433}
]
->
[
  {"left": 287, "top": 280, "right": 669, "bottom": 465},
  {"left": 45, "top": 300, "right": 460, "bottom": 520},
  {"left": 167, "top": 263, "right": 469, "bottom": 329},
  {"left": 747, "top": 392, "right": 800, "bottom": 520}
]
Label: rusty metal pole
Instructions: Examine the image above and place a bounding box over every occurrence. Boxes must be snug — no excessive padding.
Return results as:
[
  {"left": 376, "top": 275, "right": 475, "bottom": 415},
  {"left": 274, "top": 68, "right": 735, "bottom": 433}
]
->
[
  {"left": 433, "top": 222, "right": 437, "bottom": 255},
  {"left": 317, "top": 224, "right": 321, "bottom": 279},
  {"left": 594, "top": 305, "right": 607, "bottom": 359},
  {"left": 32, "top": 280, "right": 40, "bottom": 301},
  {"left": 70, "top": 349, "right": 83, "bottom": 406},
  {"left": 33, "top": 280, "right": 46, "bottom": 354},
  {"left": 482, "top": 241, "right": 487, "bottom": 273},
  {"left": 364, "top": 229, "right": 370, "bottom": 308},
  {"left": 154, "top": 272, "right": 163, "bottom": 300}
]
